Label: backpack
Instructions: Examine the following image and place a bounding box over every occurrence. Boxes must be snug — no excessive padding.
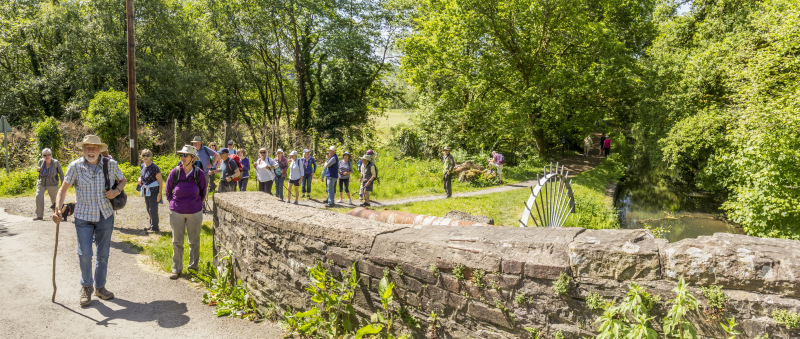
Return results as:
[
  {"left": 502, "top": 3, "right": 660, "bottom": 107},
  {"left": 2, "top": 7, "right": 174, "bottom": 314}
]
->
[
  {"left": 102, "top": 158, "right": 127, "bottom": 210},
  {"left": 498, "top": 153, "right": 506, "bottom": 165},
  {"left": 229, "top": 154, "right": 244, "bottom": 182},
  {"left": 167, "top": 165, "right": 201, "bottom": 201},
  {"left": 603, "top": 138, "right": 611, "bottom": 148}
]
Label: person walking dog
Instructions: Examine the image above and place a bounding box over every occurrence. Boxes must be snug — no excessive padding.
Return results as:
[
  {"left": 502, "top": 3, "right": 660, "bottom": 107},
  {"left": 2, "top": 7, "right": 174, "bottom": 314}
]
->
[
  {"left": 34, "top": 148, "right": 64, "bottom": 221},
  {"left": 53, "top": 135, "right": 127, "bottom": 307},
  {"left": 165, "top": 145, "right": 207, "bottom": 280},
  {"left": 443, "top": 146, "right": 455, "bottom": 198}
]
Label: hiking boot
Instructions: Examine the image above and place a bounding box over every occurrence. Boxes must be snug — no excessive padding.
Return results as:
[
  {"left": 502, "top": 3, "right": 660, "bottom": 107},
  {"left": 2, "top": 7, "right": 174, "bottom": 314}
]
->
[
  {"left": 94, "top": 287, "right": 114, "bottom": 300},
  {"left": 79, "top": 286, "right": 93, "bottom": 307},
  {"left": 170, "top": 272, "right": 180, "bottom": 280},
  {"left": 294, "top": 200, "right": 298, "bottom": 204}
]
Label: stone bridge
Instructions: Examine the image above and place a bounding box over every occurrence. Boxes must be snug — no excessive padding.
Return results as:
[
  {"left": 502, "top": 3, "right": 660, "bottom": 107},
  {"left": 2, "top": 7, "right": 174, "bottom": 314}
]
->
[{"left": 214, "top": 192, "right": 800, "bottom": 338}]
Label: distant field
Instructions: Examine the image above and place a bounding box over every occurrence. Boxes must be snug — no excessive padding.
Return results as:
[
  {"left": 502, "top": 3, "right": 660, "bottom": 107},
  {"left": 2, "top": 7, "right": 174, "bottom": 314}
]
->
[{"left": 374, "top": 109, "right": 413, "bottom": 140}]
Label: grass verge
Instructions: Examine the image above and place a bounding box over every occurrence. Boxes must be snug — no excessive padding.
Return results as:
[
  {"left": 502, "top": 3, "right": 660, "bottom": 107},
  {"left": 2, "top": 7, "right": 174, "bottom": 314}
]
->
[
  {"left": 357, "top": 153, "right": 625, "bottom": 229},
  {"left": 119, "top": 221, "right": 215, "bottom": 275}
]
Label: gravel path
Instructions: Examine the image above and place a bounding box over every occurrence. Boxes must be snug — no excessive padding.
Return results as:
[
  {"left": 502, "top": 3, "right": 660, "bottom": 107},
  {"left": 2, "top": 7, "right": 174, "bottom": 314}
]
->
[{"left": 0, "top": 196, "right": 283, "bottom": 338}]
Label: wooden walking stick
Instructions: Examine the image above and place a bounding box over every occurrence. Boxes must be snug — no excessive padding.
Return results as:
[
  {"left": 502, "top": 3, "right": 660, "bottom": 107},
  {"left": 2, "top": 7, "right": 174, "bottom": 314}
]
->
[{"left": 52, "top": 216, "right": 60, "bottom": 302}]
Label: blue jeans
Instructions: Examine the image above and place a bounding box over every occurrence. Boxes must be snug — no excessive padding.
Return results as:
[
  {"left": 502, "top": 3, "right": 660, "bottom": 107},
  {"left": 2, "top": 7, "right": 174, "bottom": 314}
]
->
[
  {"left": 238, "top": 177, "right": 249, "bottom": 191},
  {"left": 275, "top": 177, "right": 285, "bottom": 200},
  {"left": 302, "top": 174, "right": 313, "bottom": 193},
  {"left": 75, "top": 214, "right": 115, "bottom": 288},
  {"left": 326, "top": 177, "right": 337, "bottom": 204}
]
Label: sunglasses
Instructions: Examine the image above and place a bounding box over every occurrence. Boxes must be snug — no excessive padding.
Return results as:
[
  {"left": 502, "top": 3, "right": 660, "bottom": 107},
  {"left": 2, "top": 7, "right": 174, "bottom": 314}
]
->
[
  {"left": 142, "top": 155, "right": 151, "bottom": 158},
  {"left": 43, "top": 154, "right": 52, "bottom": 157},
  {"left": 179, "top": 154, "right": 191, "bottom": 158},
  {"left": 259, "top": 151, "right": 266, "bottom": 154}
]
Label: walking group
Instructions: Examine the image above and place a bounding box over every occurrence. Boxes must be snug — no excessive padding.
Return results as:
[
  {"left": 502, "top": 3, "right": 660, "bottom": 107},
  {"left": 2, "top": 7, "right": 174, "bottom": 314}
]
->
[{"left": 36, "top": 134, "right": 396, "bottom": 307}]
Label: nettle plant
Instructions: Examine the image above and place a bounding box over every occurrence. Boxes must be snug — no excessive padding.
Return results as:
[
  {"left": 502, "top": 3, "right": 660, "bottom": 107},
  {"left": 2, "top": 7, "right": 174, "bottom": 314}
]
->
[{"left": 595, "top": 278, "right": 702, "bottom": 339}]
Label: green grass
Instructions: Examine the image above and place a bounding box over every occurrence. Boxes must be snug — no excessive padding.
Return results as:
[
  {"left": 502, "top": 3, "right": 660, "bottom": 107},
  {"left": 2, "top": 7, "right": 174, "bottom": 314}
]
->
[
  {"left": 120, "top": 221, "right": 216, "bottom": 275},
  {"left": 375, "top": 109, "right": 413, "bottom": 140},
  {"left": 366, "top": 153, "right": 625, "bottom": 229}
]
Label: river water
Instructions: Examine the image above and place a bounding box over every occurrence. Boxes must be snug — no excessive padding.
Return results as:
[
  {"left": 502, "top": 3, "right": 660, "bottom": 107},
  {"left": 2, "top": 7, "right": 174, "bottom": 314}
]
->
[{"left": 614, "top": 170, "right": 743, "bottom": 242}]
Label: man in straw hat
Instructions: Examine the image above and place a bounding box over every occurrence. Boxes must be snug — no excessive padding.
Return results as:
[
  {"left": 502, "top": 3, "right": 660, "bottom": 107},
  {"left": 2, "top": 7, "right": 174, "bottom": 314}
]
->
[
  {"left": 443, "top": 146, "right": 455, "bottom": 198},
  {"left": 53, "top": 135, "right": 127, "bottom": 307}
]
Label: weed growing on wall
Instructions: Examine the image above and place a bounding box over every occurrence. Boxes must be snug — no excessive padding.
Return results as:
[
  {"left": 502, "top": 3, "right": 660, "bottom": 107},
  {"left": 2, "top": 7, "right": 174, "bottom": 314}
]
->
[
  {"left": 553, "top": 272, "right": 571, "bottom": 296},
  {"left": 191, "top": 251, "right": 261, "bottom": 320},
  {"left": 586, "top": 292, "right": 606, "bottom": 311},
  {"left": 772, "top": 309, "right": 800, "bottom": 329},
  {"left": 524, "top": 327, "right": 543, "bottom": 339},
  {"left": 452, "top": 263, "right": 465, "bottom": 281},
  {"left": 471, "top": 269, "right": 484, "bottom": 288},
  {"left": 514, "top": 292, "right": 529, "bottom": 306},
  {"left": 701, "top": 285, "right": 728, "bottom": 318},
  {"left": 720, "top": 317, "right": 742, "bottom": 339},
  {"left": 664, "top": 278, "right": 699, "bottom": 338}
]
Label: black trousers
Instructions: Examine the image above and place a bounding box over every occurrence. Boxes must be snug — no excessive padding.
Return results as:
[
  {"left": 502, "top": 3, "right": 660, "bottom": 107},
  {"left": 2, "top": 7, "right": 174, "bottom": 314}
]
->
[
  {"left": 258, "top": 180, "right": 274, "bottom": 195},
  {"left": 443, "top": 173, "right": 452, "bottom": 197}
]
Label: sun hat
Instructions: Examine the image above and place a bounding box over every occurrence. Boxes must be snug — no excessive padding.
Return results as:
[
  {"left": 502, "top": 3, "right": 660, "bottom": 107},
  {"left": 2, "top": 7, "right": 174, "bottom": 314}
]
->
[
  {"left": 191, "top": 136, "right": 202, "bottom": 143},
  {"left": 343, "top": 151, "right": 351, "bottom": 156},
  {"left": 259, "top": 147, "right": 267, "bottom": 153},
  {"left": 366, "top": 149, "right": 374, "bottom": 155},
  {"left": 289, "top": 150, "right": 298, "bottom": 156},
  {"left": 361, "top": 154, "right": 374, "bottom": 162},
  {"left": 303, "top": 149, "right": 310, "bottom": 153},
  {"left": 443, "top": 146, "right": 451, "bottom": 151},
  {"left": 177, "top": 145, "right": 198, "bottom": 156},
  {"left": 276, "top": 148, "right": 284, "bottom": 153},
  {"left": 219, "top": 148, "right": 230, "bottom": 154},
  {"left": 227, "top": 140, "right": 234, "bottom": 145},
  {"left": 76, "top": 135, "right": 108, "bottom": 152},
  {"left": 328, "top": 146, "right": 336, "bottom": 152}
]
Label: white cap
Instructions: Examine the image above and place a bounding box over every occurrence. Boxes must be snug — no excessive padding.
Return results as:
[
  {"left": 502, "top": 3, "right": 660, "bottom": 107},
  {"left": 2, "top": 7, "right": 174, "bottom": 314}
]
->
[
  {"left": 276, "top": 148, "right": 284, "bottom": 153},
  {"left": 328, "top": 146, "right": 336, "bottom": 152}
]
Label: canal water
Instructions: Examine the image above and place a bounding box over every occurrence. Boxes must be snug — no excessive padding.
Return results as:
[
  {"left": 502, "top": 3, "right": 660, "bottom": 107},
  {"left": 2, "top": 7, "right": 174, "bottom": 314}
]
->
[{"left": 614, "top": 169, "right": 743, "bottom": 242}]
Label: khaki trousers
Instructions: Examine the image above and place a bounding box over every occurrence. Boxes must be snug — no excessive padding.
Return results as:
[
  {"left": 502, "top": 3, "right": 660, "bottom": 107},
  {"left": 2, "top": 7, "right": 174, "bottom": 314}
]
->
[
  {"left": 35, "top": 183, "right": 58, "bottom": 218},
  {"left": 170, "top": 211, "right": 203, "bottom": 273}
]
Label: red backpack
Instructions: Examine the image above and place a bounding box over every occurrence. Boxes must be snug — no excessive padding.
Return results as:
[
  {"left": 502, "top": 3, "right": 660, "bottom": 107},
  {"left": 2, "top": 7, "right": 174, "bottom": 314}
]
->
[{"left": 228, "top": 154, "right": 244, "bottom": 182}]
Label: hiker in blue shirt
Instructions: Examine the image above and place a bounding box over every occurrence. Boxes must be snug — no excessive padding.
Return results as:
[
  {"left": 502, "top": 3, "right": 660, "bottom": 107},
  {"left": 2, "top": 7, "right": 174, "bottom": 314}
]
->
[
  {"left": 323, "top": 146, "right": 339, "bottom": 207},
  {"left": 190, "top": 136, "right": 221, "bottom": 206},
  {"left": 301, "top": 149, "right": 316, "bottom": 199}
]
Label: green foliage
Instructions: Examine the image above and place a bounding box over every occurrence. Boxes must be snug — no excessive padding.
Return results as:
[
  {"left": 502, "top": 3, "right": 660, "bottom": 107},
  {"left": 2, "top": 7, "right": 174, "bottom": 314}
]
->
[
  {"left": 514, "top": 292, "right": 528, "bottom": 306},
  {"left": 428, "top": 264, "right": 440, "bottom": 277},
  {"left": 191, "top": 250, "right": 260, "bottom": 320},
  {"left": 700, "top": 285, "right": 728, "bottom": 312},
  {"left": 281, "top": 261, "right": 360, "bottom": 337},
  {"left": 32, "top": 117, "right": 62, "bottom": 159},
  {"left": 427, "top": 312, "right": 439, "bottom": 339},
  {"left": 394, "top": 264, "right": 404, "bottom": 277},
  {"left": 0, "top": 168, "right": 39, "bottom": 197},
  {"left": 84, "top": 90, "right": 128, "bottom": 155},
  {"left": 524, "top": 327, "right": 542, "bottom": 339},
  {"left": 772, "top": 309, "right": 800, "bottom": 329},
  {"left": 553, "top": 272, "right": 571, "bottom": 297},
  {"left": 587, "top": 292, "right": 607, "bottom": 311},
  {"left": 720, "top": 317, "right": 741, "bottom": 339},
  {"left": 553, "top": 331, "right": 564, "bottom": 339},
  {"left": 452, "top": 263, "right": 465, "bottom": 281},
  {"left": 664, "top": 278, "right": 699, "bottom": 339},
  {"left": 399, "top": 0, "right": 654, "bottom": 155},
  {"left": 471, "top": 269, "right": 484, "bottom": 289}
]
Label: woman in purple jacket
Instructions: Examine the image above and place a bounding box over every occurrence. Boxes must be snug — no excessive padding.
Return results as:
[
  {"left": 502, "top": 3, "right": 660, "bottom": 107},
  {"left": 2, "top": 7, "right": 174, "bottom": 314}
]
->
[{"left": 165, "top": 145, "right": 207, "bottom": 280}]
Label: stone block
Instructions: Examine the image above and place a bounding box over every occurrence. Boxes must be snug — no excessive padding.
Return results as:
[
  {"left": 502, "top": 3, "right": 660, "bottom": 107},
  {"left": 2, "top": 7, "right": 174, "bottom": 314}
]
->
[
  {"left": 402, "top": 264, "right": 437, "bottom": 284},
  {"left": 663, "top": 233, "right": 800, "bottom": 297},
  {"left": 569, "top": 229, "right": 661, "bottom": 281},
  {"left": 467, "top": 302, "right": 513, "bottom": 329},
  {"left": 501, "top": 260, "right": 523, "bottom": 274}
]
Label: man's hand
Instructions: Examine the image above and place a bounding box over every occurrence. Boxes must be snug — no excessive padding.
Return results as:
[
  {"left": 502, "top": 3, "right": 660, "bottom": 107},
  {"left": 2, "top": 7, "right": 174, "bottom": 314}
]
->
[
  {"left": 104, "top": 189, "right": 119, "bottom": 199},
  {"left": 52, "top": 207, "right": 62, "bottom": 223},
  {"left": 226, "top": 177, "right": 231, "bottom": 182}
]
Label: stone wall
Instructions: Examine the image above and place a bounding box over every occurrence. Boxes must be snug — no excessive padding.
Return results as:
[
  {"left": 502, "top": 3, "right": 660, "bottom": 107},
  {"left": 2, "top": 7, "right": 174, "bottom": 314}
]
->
[{"left": 214, "top": 192, "right": 800, "bottom": 338}]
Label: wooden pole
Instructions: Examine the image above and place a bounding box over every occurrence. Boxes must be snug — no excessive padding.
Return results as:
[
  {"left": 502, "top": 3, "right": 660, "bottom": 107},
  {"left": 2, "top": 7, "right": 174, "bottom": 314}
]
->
[
  {"left": 126, "top": 0, "right": 137, "bottom": 165},
  {"left": 52, "top": 219, "right": 60, "bottom": 302}
]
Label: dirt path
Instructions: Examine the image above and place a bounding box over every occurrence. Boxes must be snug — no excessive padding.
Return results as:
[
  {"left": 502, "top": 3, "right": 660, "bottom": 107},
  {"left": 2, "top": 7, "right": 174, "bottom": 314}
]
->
[{"left": 0, "top": 204, "right": 282, "bottom": 338}]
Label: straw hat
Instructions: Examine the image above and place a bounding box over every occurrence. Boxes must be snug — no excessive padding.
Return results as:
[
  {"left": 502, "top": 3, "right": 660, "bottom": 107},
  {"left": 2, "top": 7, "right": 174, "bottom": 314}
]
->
[
  {"left": 443, "top": 146, "right": 451, "bottom": 151},
  {"left": 177, "top": 145, "right": 198, "bottom": 156},
  {"left": 76, "top": 135, "right": 108, "bottom": 152}
]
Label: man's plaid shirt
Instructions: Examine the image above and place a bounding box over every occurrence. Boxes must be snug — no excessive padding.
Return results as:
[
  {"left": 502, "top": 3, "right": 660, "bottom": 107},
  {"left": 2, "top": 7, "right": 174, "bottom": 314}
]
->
[{"left": 64, "top": 157, "right": 125, "bottom": 222}]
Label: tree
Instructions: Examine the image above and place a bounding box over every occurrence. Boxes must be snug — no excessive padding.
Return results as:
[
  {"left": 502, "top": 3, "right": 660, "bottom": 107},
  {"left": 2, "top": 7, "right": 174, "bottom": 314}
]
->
[
  {"left": 84, "top": 90, "right": 128, "bottom": 155},
  {"left": 399, "top": 0, "right": 655, "bottom": 154}
]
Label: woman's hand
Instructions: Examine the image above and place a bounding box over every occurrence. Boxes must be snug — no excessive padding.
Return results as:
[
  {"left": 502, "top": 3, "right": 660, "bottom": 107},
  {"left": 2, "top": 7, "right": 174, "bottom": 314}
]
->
[
  {"left": 157, "top": 192, "right": 162, "bottom": 203},
  {"left": 137, "top": 177, "right": 143, "bottom": 185}
]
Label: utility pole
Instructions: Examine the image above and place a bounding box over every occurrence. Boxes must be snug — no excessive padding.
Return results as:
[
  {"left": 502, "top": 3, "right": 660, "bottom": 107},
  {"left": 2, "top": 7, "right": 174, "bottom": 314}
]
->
[{"left": 126, "top": 0, "right": 138, "bottom": 165}]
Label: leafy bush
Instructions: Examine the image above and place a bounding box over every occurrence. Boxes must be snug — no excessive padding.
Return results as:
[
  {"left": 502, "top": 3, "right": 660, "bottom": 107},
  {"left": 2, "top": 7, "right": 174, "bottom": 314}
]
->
[
  {"left": 553, "top": 272, "right": 571, "bottom": 297},
  {"left": 0, "top": 168, "right": 39, "bottom": 196},
  {"left": 32, "top": 117, "right": 63, "bottom": 159},
  {"left": 192, "top": 251, "right": 260, "bottom": 319},
  {"left": 772, "top": 309, "right": 800, "bottom": 329},
  {"left": 701, "top": 285, "right": 727, "bottom": 312},
  {"left": 587, "top": 292, "right": 607, "bottom": 311},
  {"left": 83, "top": 90, "right": 128, "bottom": 155}
]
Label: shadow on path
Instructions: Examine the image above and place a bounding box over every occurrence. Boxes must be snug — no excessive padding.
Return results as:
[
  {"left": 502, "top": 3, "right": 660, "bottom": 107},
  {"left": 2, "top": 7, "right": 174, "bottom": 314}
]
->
[{"left": 57, "top": 298, "right": 190, "bottom": 328}]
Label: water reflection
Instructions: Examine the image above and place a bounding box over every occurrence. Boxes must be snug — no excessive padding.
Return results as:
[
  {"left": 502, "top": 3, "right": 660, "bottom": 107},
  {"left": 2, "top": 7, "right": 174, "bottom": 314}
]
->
[{"left": 615, "top": 169, "right": 742, "bottom": 242}]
